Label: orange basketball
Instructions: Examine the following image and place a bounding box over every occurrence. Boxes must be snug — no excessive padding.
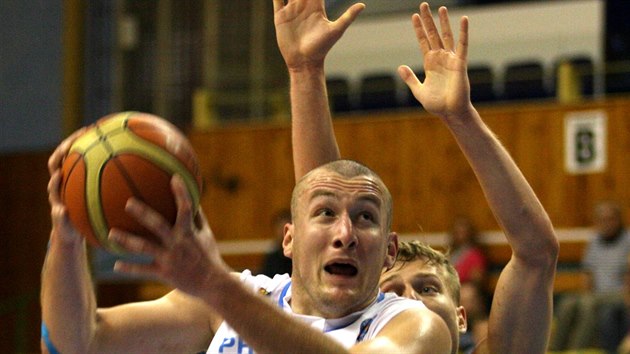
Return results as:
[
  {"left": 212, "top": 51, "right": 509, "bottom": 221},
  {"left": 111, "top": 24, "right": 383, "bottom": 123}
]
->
[{"left": 61, "top": 111, "right": 203, "bottom": 254}]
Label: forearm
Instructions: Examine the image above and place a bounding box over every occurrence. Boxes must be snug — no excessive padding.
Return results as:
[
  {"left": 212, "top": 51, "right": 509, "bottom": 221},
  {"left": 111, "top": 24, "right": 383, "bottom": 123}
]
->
[
  {"left": 447, "top": 109, "right": 558, "bottom": 353},
  {"left": 205, "top": 272, "right": 347, "bottom": 354},
  {"left": 289, "top": 66, "right": 340, "bottom": 180},
  {"left": 444, "top": 108, "right": 558, "bottom": 263},
  {"left": 40, "top": 229, "right": 97, "bottom": 353},
  {"left": 488, "top": 261, "right": 553, "bottom": 354}
]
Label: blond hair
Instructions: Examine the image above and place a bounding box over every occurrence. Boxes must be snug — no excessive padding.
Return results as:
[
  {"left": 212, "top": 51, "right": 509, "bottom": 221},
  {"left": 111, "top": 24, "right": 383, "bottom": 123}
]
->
[{"left": 395, "top": 240, "right": 461, "bottom": 304}]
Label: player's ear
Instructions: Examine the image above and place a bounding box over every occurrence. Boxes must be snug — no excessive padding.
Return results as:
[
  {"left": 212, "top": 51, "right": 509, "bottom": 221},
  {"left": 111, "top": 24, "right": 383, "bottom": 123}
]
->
[
  {"left": 282, "top": 222, "right": 294, "bottom": 258},
  {"left": 384, "top": 232, "right": 398, "bottom": 270},
  {"left": 457, "top": 306, "right": 468, "bottom": 333}
]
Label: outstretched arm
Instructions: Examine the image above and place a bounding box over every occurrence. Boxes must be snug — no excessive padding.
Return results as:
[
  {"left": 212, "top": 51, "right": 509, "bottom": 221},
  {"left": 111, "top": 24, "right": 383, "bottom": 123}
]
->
[
  {"left": 273, "top": 0, "right": 364, "bottom": 180},
  {"left": 400, "top": 4, "right": 559, "bottom": 354}
]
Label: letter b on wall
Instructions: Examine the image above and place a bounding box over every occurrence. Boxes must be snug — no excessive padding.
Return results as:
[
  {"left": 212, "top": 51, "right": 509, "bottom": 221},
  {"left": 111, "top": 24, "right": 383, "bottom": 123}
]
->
[{"left": 564, "top": 111, "right": 607, "bottom": 174}]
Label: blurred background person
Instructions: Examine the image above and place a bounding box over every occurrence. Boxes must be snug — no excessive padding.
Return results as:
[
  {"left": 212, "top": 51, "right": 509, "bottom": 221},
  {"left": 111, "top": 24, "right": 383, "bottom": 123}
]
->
[
  {"left": 551, "top": 200, "right": 630, "bottom": 353},
  {"left": 447, "top": 216, "right": 489, "bottom": 353},
  {"left": 617, "top": 254, "right": 630, "bottom": 354},
  {"left": 449, "top": 216, "right": 488, "bottom": 287}
]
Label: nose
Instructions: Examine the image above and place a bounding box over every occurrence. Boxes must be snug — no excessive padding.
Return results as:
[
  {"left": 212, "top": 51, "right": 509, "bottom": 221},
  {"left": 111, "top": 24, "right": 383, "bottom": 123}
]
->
[
  {"left": 403, "top": 285, "right": 418, "bottom": 300},
  {"left": 332, "top": 213, "right": 357, "bottom": 249},
  {"left": 381, "top": 280, "right": 404, "bottom": 296}
]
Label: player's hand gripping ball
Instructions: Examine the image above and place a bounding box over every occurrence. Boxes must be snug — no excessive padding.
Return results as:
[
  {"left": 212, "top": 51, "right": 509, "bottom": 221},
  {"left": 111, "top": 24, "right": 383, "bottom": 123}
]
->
[{"left": 61, "top": 111, "right": 203, "bottom": 254}]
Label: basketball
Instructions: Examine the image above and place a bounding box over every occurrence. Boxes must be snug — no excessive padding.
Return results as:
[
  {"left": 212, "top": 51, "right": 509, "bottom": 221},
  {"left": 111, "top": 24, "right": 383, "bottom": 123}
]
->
[{"left": 61, "top": 111, "right": 203, "bottom": 254}]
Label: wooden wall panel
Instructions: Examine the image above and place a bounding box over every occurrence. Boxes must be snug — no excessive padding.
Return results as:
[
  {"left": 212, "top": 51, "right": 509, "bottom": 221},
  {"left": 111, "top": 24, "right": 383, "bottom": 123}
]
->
[
  {"left": 189, "top": 124, "right": 294, "bottom": 243},
  {"left": 190, "top": 98, "right": 630, "bottom": 245},
  {"left": 331, "top": 114, "right": 486, "bottom": 233}
]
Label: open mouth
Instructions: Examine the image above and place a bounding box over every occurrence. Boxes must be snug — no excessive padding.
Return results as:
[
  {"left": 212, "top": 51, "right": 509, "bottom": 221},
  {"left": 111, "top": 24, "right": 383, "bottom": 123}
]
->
[{"left": 324, "top": 263, "right": 358, "bottom": 276}]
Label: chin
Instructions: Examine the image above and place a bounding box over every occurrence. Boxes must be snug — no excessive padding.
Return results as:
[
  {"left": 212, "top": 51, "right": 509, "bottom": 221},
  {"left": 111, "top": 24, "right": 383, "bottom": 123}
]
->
[
  {"left": 320, "top": 288, "right": 361, "bottom": 309},
  {"left": 331, "top": 287, "right": 379, "bottom": 311}
]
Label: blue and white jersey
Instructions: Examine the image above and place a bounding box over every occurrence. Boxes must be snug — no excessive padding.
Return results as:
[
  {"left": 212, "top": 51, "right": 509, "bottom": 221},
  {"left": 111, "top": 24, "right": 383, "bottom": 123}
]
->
[{"left": 207, "top": 270, "right": 426, "bottom": 354}]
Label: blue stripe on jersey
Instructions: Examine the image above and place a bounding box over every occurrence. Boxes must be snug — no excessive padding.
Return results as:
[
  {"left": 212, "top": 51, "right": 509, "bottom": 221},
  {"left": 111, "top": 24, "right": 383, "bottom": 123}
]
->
[
  {"left": 278, "top": 281, "right": 291, "bottom": 308},
  {"left": 41, "top": 322, "right": 61, "bottom": 354}
]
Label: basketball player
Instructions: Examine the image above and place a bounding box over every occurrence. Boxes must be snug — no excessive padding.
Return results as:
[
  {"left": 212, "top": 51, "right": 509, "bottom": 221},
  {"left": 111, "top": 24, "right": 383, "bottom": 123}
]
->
[
  {"left": 43, "top": 151, "right": 451, "bottom": 353},
  {"left": 274, "top": 1, "right": 559, "bottom": 353},
  {"left": 41, "top": 88, "right": 450, "bottom": 353}
]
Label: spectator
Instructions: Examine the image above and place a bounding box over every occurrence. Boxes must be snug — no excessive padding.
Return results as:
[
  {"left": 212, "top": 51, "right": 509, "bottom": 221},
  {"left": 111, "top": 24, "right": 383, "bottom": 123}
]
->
[
  {"left": 449, "top": 216, "right": 488, "bottom": 286},
  {"left": 447, "top": 216, "right": 489, "bottom": 352},
  {"left": 551, "top": 200, "right": 630, "bottom": 352},
  {"left": 617, "top": 254, "right": 630, "bottom": 354}
]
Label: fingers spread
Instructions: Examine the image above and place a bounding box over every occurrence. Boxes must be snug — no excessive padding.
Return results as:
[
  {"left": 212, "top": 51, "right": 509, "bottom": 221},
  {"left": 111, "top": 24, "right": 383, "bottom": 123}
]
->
[
  {"left": 457, "top": 16, "right": 469, "bottom": 61},
  {"left": 48, "top": 171, "right": 60, "bottom": 204},
  {"left": 125, "top": 197, "right": 175, "bottom": 249},
  {"left": 419, "top": 2, "right": 443, "bottom": 51},
  {"left": 48, "top": 127, "right": 86, "bottom": 175},
  {"left": 114, "top": 260, "right": 158, "bottom": 277},
  {"left": 438, "top": 6, "right": 454, "bottom": 52},
  {"left": 334, "top": 3, "right": 365, "bottom": 33},
  {"left": 412, "top": 13, "right": 430, "bottom": 55},
  {"left": 48, "top": 140, "right": 68, "bottom": 175},
  {"left": 398, "top": 65, "right": 423, "bottom": 101},
  {"left": 109, "top": 228, "right": 161, "bottom": 257},
  {"left": 172, "top": 175, "right": 195, "bottom": 231}
]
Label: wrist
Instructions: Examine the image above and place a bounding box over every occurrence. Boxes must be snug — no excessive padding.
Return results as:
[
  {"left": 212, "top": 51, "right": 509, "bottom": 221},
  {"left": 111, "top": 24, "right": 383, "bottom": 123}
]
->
[
  {"left": 201, "top": 269, "right": 241, "bottom": 310},
  {"left": 49, "top": 227, "right": 85, "bottom": 251},
  {"left": 289, "top": 65, "right": 327, "bottom": 89},
  {"left": 442, "top": 103, "right": 478, "bottom": 126},
  {"left": 287, "top": 62, "right": 325, "bottom": 76}
]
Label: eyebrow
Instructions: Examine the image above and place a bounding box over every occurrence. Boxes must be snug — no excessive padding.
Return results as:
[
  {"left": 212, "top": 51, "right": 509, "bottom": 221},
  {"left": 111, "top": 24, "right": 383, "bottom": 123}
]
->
[
  {"left": 381, "top": 270, "right": 444, "bottom": 285},
  {"left": 357, "top": 194, "right": 382, "bottom": 209},
  {"left": 417, "top": 273, "right": 443, "bottom": 284}
]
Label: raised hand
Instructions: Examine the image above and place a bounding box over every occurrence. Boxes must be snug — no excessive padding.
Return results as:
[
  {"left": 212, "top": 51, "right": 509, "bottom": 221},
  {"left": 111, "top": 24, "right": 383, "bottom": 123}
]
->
[
  {"left": 273, "top": 0, "right": 364, "bottom": 70},
  {"left": 110, "top": 175, "right": 229, "bottom": 298},
  {"left": 399, "top": 2, "right": 472, "bottom": 121}
]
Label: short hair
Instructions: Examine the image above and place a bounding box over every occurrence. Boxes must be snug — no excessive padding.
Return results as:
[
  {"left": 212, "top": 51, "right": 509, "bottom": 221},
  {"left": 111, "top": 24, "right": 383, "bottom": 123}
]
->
[
  {"left": 395, "top": 240, "right": 461, "bottom": 304},
  {"left": 290, "top": 159, "right": 393, "bottom": 231}
]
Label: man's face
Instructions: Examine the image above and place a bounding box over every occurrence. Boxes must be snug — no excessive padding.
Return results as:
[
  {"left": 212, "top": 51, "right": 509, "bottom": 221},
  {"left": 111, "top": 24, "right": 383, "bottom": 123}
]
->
[
  {"left": 450, "top": 218, "right": 474, "bottom": 247},
  {"left": 379, "top": 258, "right": 466, "bottom": 353},
  {"left": 594, "top": 204, "right": 622, "bottom": 240},
  {"left": 284, "top": 170, "right": 396, "bottom": 318}
]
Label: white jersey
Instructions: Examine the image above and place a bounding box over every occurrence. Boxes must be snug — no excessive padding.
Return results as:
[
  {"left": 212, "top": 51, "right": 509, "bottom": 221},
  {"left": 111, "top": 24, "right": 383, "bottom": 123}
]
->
[{"left": 207, "top": 270, "right": 426, "bottom": 354}]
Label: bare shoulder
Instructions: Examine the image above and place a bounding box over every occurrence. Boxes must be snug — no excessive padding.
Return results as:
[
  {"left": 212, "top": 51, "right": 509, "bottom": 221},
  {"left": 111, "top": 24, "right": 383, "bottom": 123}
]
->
[
  {"left": 382, "top": 305, "right": 450, "bottom": 337},
  {"left": 358, "top": 306, "right": 452, "bottom": 354}
]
